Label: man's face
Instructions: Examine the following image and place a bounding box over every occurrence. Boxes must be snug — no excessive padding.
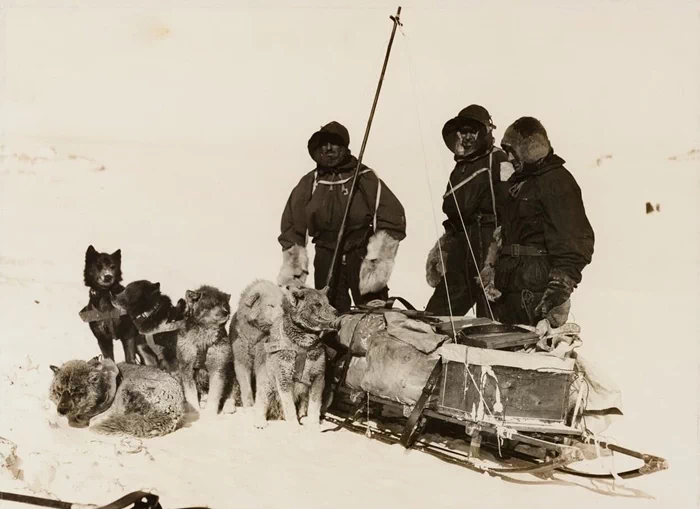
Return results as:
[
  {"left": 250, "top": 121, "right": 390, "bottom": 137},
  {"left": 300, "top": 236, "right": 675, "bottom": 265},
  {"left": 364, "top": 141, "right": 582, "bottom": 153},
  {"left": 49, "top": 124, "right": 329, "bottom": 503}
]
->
[
  {"left": 453, "top": 125, "right": 481, "bottom": 157},
  {"left": 318, "top": 142, "right": 348, "bottom": 167},
  {"left": 504, "top": 145, "right": 523, "bottom": 171}
]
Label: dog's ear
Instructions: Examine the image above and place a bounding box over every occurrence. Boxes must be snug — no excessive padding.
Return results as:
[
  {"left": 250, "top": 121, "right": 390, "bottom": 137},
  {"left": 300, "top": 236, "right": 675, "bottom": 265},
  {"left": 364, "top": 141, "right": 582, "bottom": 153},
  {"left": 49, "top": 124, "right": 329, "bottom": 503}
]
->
[
  {"left": 243, "top": 291, "right": 260, "bottom": 308},
  {"left": 153, "top": 282, "right": 161, "bottom": 291},
  {"left": 85, "top": 245, "right": 97, "bottom": 260},
  {"left": 50, "top": 365, "right": 60, "bottom": 375},
  {"left": 286, "top": 286, "right": 305, "bottom": 306},
  {"left": 320, "top": 286, "right": 329, "bottom": 296},
  {"left": 225, "top": 293, "right": 232, "bottom": 302},
  {"left": 111, "top": 249, "right": 121, "bottom": 262},
  {"left": 186, "top": 290, "right": 201, "bottom": 304}
]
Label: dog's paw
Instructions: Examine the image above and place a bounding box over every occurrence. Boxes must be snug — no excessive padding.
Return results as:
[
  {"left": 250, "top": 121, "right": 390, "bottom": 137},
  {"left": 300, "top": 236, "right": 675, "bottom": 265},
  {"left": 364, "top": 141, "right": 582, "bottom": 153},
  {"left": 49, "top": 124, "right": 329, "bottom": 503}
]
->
[{"left": 254, "top": 418, "right": 268, "bottom": 430}]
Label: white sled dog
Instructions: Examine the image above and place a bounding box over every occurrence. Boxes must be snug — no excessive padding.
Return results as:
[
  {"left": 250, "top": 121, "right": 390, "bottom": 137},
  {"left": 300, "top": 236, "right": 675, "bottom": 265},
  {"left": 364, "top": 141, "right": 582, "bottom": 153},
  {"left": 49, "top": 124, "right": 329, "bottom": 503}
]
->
[{"left": 229, "top": 279, "right": 286, "bottom": 407}]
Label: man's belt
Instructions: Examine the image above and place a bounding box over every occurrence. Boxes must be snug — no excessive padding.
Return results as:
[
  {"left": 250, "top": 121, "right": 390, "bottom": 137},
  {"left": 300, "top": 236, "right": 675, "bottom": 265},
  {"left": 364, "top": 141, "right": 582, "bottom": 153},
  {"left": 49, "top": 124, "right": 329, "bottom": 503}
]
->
[
  {"left": 474, "top": 213, "right": 496, "bottom": 226},
  {"left": 501, "top": 244, "right": 548, "bottom": 257}
]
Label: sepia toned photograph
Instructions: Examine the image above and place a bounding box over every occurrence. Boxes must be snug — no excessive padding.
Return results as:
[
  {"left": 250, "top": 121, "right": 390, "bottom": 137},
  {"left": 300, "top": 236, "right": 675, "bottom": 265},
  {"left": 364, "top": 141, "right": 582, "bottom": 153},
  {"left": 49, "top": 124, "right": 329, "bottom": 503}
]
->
[{"left": 0, "top": 1, "right": 697, "bottom": 508}]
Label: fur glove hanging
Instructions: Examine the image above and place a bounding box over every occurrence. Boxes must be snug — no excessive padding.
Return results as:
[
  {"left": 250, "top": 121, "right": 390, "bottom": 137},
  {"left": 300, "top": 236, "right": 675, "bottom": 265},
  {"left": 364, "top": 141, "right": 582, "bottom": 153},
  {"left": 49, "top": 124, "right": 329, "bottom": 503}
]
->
[
  {"left": 534, "top": 268, "right": 577, "bottom": 324},
  {"left": 359, "top": 230, "right": 400, "bottom": 295},
  {"left": 477, "top": 226, "right": 503, "bottom": 302},
  {"left": 276, "top": 245, "right": 309, "bottom": 286},
  {"left": 425, "top": 231, "right": 460, "bottom": 288}
]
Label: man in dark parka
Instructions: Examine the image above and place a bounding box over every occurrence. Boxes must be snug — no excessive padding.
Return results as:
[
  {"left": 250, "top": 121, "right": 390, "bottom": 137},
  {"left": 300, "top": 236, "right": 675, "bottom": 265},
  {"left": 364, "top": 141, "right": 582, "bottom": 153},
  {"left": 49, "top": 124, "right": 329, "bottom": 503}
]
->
[
  {"left": 483, "top": 117, "right": 595, "bottom": 326},
  {"left": 425, "top": 105, "right": 514, "bottom": 317},
  {"left": 277, "top": 121, "right": 407, "bottom": 313}
]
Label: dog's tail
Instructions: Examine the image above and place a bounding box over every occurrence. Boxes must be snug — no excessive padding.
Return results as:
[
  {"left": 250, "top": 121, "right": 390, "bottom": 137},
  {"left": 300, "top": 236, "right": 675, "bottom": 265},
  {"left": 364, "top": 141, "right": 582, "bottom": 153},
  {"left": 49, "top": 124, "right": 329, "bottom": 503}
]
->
[{"left": 91, "top": 410, "right": 183, "bottom": 439}]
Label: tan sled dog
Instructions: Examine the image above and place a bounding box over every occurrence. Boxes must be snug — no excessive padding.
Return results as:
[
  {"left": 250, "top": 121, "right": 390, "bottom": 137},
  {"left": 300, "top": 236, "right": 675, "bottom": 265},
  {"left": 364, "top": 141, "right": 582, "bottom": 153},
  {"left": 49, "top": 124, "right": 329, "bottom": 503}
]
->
[{"left": 254, "top": 285, "right": 337, "bottom": 429}]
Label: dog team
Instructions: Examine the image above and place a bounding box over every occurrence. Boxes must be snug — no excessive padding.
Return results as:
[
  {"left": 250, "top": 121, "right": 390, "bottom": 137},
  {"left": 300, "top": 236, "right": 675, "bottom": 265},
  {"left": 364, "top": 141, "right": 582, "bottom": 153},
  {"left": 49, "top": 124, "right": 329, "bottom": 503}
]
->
[
  {"left": 49, "top": 105, "right": 595, "bottom": 439},
  {"left": 49, "top": 244, "right": 340, "bottom": 438}
]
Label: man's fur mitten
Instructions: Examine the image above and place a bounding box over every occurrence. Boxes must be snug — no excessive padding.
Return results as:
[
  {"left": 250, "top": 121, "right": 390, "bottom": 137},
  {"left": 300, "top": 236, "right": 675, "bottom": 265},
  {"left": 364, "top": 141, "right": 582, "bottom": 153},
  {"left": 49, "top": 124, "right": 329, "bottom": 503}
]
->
[{"left": 359, "top": 230, "right": 400, "bottom": 295}]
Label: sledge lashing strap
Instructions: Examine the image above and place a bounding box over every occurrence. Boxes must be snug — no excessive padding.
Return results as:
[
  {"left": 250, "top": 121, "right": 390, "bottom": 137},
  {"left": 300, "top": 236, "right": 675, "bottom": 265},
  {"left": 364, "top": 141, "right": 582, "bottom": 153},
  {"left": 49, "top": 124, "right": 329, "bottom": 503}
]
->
[{"left": 400, "top": 360, "right": 443, "bottom": 448}]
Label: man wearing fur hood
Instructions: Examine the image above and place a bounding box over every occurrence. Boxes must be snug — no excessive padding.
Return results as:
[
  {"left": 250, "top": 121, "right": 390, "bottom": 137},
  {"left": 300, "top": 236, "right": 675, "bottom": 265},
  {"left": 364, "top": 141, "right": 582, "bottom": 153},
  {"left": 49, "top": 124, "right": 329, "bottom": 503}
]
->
[
  {"left": 425, "top": 105, "right": 513, "bottom": 317},
  {"left": 482, "top": 117, "right": 595, "bottom": 327},
  {"left": 277, "top": 121, "right": 407, "bottom": 313}
]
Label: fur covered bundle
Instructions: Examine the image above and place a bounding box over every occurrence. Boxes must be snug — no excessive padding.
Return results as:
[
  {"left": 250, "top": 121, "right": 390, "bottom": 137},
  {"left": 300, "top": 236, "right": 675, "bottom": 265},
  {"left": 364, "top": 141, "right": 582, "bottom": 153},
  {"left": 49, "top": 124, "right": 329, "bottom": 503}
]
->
[
  {"left": 277, "top": 245, "right": 309, "bottom": 286},
  {"left": 359, "top": 230, "right": 400, "bottom": 295}
]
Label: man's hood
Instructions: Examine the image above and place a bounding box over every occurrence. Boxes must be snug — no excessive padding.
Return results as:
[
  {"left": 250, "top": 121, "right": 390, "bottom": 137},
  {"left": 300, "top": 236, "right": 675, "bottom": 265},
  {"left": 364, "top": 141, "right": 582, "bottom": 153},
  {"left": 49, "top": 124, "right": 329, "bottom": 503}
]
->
[{"left": 308, "top": 121, "right": 351, "bottom": 164}]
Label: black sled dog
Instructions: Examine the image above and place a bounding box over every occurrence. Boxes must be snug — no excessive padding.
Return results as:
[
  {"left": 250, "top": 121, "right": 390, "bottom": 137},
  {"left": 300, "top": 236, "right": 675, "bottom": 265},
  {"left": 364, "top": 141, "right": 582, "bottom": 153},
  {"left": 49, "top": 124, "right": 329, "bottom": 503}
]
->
[
  {"left": 80, "top": 245, "right": 156, "bottom": 365},
  {"left": 111, "top": 279, "right": 186, "bottom": 374}
]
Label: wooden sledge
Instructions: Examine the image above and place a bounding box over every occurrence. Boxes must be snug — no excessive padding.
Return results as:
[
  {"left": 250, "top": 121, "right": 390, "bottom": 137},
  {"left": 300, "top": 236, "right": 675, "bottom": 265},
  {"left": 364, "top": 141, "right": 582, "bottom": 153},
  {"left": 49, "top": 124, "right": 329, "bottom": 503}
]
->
[{"left": 324, "top": 312, "right": 669, "bottom": 481}]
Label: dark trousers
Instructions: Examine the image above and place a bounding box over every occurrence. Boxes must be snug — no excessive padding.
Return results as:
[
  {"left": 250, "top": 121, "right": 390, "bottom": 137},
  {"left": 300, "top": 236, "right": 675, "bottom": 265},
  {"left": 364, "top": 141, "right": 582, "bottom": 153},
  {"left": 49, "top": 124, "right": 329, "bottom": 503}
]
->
[
  {"left": 314, "top": 246, "right": 388, "bottom": 314},
  {"left": 425, "top": 228, "right": 491, "bottom": 318},
  {"left": 493, "top": 290, "right": 544, "bottom": 326}
]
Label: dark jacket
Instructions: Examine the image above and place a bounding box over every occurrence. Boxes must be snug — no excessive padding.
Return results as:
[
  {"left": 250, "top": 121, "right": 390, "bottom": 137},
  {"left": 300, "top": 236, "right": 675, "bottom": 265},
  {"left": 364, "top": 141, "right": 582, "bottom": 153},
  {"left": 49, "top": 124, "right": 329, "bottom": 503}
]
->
[
  {"left": 495, "top": 154, "right": 594, "bottom": 293},
  {"left": 442, "top": 147, "right": 510, "bottom": 234},
  {"left": 278, "top": 156, "right": 406, "bottom": 252}
]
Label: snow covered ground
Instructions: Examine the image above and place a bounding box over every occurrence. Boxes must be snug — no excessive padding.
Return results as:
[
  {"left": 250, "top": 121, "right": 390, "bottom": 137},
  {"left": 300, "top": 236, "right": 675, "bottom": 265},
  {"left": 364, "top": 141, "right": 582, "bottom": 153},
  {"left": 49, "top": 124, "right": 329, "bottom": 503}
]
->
[{"left": 1, "top": 2, "right": 698, "bottom": 508}]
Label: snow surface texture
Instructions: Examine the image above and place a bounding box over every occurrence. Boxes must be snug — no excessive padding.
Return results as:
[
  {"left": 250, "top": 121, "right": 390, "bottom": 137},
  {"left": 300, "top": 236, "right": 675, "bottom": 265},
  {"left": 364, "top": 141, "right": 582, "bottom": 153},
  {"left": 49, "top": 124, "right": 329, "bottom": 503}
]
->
[{"left": 1, "top": 2, "right": 698, "bottom": 508}]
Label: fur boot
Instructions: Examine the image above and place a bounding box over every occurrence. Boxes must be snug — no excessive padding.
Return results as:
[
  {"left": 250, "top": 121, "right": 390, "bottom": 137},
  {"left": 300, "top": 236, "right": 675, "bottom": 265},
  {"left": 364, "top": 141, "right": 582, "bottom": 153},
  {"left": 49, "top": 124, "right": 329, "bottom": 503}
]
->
[
  {"left": 276, "top": 245, "right": 309, "bottom": 286},
  {"left": 425, "top": 231, "right": 460, "bottom": 288},
  {"left": 478, "top": 226, "right": 503, "bottom": 302},
  {"left": 359, "top": 230, "right": 400, "bottom": 295}
]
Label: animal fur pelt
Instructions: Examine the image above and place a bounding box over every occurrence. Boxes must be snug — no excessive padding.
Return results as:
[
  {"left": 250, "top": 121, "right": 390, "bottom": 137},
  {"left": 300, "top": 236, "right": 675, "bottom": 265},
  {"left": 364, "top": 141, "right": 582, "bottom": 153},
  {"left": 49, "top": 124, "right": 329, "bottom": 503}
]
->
[
  {"left": 359, "top": 230, "right": 400, "bottom": 295},
  {"left": 277, "top": 245, "right": 309, "bottom": 286},
  {"left": 425, "top": 231, "right": 460, "bottom": 288},
  {"left": 478, "top": 226, "right": 503, "bottom": 302}
]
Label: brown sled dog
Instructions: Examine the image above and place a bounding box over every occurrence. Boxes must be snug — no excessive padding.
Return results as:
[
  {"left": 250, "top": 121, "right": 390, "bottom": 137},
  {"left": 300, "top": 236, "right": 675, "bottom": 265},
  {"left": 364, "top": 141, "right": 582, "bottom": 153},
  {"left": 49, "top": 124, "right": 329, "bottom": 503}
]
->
[
  {"left": 177, "top": 285, "right": 234, "bottom": 416},
  {"left": 254, "top": 285, "right": 337, "bottom": 429}
]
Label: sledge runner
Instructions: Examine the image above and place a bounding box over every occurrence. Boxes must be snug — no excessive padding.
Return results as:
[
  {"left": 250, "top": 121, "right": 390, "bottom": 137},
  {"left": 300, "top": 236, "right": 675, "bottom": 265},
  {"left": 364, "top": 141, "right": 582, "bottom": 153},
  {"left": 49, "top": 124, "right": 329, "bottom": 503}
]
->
[
  {"left": 425, "top": 105, "right": 513, "bottom": 317},
  {"left": 277, "top": 121, "right": 407, "bottom": 313}
]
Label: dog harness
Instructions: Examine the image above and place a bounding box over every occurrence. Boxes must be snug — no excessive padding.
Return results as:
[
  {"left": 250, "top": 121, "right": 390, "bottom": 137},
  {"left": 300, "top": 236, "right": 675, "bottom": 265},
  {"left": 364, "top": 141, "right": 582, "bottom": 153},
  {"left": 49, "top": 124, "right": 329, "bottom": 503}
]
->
[{"left": 264, "top": 321, "right": 324, "bottom": 386}]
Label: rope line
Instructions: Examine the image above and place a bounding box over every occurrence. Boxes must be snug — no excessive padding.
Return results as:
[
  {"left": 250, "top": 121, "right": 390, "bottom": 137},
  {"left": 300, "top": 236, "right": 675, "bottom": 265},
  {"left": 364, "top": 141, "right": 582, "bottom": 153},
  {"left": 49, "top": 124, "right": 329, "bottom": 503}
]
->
[
  {"left": 399, "top": 27, "right": 495, "bottom": 322},
  {"left": 399, "top": 27, "right": 498, "bottom": 421}
]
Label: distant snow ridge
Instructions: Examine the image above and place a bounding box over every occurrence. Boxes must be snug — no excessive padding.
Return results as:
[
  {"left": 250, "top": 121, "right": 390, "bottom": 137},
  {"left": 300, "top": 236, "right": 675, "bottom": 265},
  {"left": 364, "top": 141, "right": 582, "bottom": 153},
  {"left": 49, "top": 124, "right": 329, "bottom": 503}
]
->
[{"left": 0, "top": 145, "right": 105, "bottom": 173}]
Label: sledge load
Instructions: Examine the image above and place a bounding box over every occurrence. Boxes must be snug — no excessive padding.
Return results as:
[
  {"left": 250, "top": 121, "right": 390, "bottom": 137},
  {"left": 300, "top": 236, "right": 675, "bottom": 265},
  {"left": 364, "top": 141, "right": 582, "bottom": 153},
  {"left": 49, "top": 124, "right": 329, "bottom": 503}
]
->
[{"left": 323, "top": 304, "right": 667, "bottom": 480}]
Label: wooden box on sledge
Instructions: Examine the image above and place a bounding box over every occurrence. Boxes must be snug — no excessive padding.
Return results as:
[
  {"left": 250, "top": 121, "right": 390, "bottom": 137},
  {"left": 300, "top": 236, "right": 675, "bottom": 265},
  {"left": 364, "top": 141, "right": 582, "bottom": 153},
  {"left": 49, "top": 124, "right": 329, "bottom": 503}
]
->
[{"left": 436, "top": 344, "right": 575, "bottom": 427}]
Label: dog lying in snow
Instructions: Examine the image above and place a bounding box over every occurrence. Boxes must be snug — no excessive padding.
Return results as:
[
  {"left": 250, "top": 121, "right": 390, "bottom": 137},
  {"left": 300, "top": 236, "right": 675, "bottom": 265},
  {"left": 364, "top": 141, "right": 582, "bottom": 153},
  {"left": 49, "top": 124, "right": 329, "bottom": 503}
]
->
[
  {"left": 229, "top": 279, "right": 286, "bottom": 407},
  {"left": 49, "top": 357, "right": 185, "bottom": 438},
  {"left": 254, "top": 285, "right": 338, "bottom": 429},
  {"left": 111, "top": 279, "right": 186, "bottom": 374}
]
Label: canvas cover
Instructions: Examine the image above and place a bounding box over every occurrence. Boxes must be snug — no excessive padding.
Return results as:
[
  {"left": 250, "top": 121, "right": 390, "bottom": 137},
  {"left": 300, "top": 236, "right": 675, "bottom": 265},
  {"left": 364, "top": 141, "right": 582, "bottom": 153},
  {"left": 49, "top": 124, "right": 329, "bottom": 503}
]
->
[{"left": 342, "top": 311, "right": 449, "bottom": 406}]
